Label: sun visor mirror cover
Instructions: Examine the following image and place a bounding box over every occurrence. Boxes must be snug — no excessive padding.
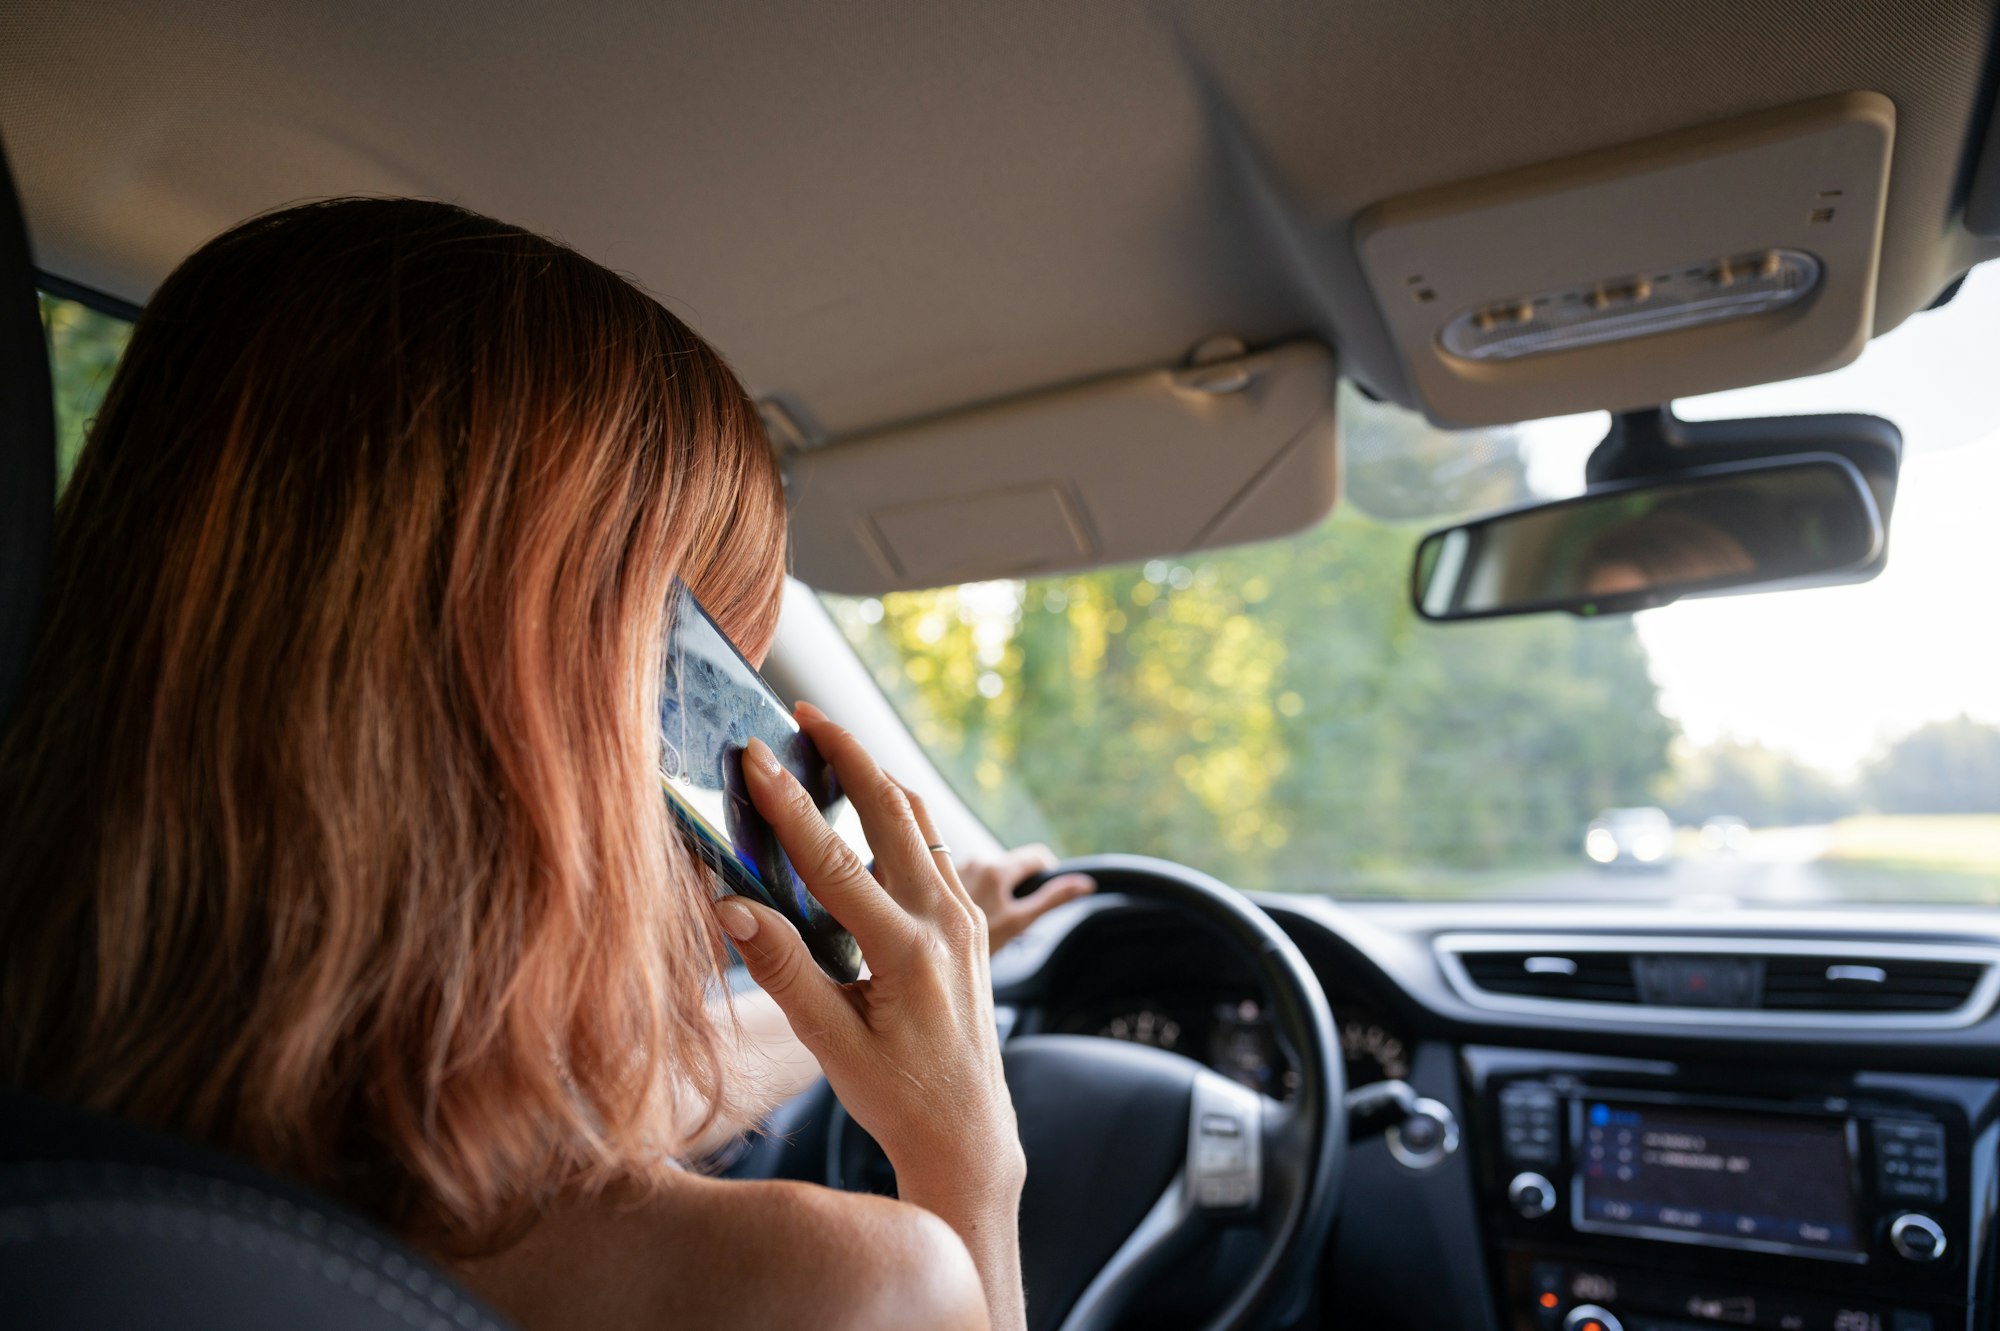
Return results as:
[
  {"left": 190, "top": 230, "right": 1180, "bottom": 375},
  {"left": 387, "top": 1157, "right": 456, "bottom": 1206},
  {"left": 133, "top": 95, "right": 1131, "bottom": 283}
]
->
[
  {"left": 784, "top": 340, "right": 1339, "bottom": 595},
  {"left": 1356, "top": 92, "right": 1894, "bottom": 428}
]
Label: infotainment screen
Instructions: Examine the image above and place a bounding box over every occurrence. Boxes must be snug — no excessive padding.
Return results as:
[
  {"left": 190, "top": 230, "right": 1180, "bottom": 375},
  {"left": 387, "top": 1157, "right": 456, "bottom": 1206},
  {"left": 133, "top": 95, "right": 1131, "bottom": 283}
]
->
[{"left": 1574, "top": 1100, "right": 1862, "bottom": 1260}]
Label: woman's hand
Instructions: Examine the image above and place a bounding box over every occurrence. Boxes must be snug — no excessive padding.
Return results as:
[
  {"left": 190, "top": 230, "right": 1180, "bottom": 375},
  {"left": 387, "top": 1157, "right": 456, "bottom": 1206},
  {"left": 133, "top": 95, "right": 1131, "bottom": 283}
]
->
[
  {"left": 684, "top": 846, "right": 1088, "bottom": 1162},
  {"left": 957, "top": 845, "right": 1093, "bottom": 952},
  {"left": 710, "top": 703, "right": 1025, "bottom": 1331}
]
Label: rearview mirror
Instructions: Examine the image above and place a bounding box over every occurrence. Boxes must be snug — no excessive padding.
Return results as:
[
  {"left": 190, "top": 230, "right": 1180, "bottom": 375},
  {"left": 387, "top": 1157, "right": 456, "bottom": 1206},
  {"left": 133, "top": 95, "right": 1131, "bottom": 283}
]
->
[{"left": 1411, "top": 456, "right": 1883, "bottom": 621}]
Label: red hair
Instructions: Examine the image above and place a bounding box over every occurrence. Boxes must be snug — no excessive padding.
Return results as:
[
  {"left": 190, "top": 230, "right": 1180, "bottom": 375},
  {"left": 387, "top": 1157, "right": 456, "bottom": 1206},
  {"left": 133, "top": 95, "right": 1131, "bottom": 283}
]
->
[{"left": 0, "top": 199, "right": 787, "bottom": 1250}]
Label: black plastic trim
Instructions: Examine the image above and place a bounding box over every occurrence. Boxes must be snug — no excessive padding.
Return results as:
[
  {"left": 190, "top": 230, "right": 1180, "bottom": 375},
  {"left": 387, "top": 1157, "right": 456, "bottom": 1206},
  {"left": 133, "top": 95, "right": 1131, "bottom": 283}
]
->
[
  {"left": 0, "top": 131, "right": 56, "bottom": 724},
  {"left": 35, "top": 270, "right": 142, "bottom": 322}
]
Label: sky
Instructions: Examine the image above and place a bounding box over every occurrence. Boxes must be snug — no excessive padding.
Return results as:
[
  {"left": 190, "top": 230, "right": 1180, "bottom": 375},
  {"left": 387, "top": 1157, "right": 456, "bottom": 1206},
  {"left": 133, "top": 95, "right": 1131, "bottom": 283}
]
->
[{"left": 1516, "top": 264, "right": 2000, "bottom": 775}]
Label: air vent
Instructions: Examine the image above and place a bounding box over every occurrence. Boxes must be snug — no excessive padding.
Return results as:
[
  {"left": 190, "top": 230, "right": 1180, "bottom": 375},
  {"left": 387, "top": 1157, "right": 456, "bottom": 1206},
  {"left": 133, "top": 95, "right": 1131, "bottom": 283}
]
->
[
  {"left": 1457, "top": 950, "right": 1640, "bottom": 1004},
  {"left": 1434, "top": 934, "right": 2000, "bottom": 1029},
  {"left": 1761, "top": 955, "right": 1986, "bottom": 1013}
]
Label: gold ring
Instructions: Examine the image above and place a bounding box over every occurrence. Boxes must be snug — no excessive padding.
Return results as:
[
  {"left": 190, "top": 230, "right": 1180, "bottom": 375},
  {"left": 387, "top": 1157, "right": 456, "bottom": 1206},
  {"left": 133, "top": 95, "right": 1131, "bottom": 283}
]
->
[{"left": 927, "top": 842, "right": 952, "bottom": 857}]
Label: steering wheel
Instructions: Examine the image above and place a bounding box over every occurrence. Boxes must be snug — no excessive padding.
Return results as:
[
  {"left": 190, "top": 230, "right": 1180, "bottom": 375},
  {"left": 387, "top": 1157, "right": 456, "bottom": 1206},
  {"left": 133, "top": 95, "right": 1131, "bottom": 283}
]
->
[{"left": 999, "top": 854, "right": 1346, "bottom": 1331}]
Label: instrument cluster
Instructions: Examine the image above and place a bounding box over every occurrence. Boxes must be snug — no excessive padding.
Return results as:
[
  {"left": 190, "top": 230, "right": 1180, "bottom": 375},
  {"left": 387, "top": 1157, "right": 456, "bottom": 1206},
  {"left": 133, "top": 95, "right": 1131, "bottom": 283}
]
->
[{"left": 1050, "top": 991, "right": 1408, "bottom": 1096}]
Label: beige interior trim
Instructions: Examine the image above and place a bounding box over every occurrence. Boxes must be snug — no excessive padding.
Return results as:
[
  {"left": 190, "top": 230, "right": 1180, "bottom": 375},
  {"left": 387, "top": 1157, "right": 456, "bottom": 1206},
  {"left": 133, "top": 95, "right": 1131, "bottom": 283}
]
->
[{"left": 786, "top": 341, "right": 1340, "bottom": 595}]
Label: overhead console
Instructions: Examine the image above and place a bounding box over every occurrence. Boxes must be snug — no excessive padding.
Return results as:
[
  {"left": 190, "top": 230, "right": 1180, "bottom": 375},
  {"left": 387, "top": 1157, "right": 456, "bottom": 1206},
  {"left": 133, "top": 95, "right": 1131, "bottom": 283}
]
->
[
  {"left": 1354, "top": 93, "right": 1895, "bottom": 427},
  {"left": 1464, "top": 1047, "right": 1996, "bottom": 1331}
]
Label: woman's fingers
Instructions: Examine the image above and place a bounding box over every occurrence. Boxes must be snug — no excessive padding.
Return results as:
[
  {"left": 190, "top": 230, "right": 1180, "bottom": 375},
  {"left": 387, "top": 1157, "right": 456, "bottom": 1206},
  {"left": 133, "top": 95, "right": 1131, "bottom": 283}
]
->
[
  {"left": 1018, "top": 873, "right": 1096, "bottom": 915},
  {"left": 961, "top": 846, "right": 1096, "bottom": 952},
  {"left": 1012, "top": 844, "right": 1060, "bottom": 877},
  {"left": 794, "top": 711, "right": 959, "bottom": 922},
  {"left": 711, "top": 896, "right": 861, "bottom": 1053},
  {"left": 740, "top": 737, "right": 916, "bottom": 960},
  {"left": 894, "top": 781, "right": 976, "bottom": 915}
]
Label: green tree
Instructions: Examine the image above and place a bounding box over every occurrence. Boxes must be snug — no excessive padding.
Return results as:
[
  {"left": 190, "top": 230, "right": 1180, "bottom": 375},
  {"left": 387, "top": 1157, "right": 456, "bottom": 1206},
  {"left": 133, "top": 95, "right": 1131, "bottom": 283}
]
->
[
  {"left": 1341, "top": 382, "right": 1539, "bottom": 522},
  {"left": 1662, "top": 738, "right": 1857, "bottom": 826},
  {"left": 38, "top": 294, "right": 133, "bottom": 494},
  {"left": 1866, "top": 717, "right": 2000, "bottom": 814},
  {"left": 830, "top": 506, "right": 1677, "bottom": 894}
]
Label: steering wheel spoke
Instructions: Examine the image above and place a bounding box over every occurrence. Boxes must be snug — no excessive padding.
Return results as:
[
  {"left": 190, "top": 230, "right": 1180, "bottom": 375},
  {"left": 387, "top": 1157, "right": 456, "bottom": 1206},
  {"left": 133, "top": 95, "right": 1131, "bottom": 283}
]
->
[
  {"left": 1054, "top": 1075, "right": 1304, "bottom": 1331},
  {"left": 1000, "top": 855, "right": 1346, "bottom": 1331}
]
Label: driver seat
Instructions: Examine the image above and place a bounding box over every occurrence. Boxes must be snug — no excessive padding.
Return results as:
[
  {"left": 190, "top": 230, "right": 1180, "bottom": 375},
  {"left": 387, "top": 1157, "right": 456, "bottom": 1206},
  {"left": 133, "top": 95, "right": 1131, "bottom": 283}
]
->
[
  {"left": 0, "top": 136, "right": 520, "bottom": 1330},
  {"left": 0, "top": 1094, "right": 516, "bottom": 1330}
]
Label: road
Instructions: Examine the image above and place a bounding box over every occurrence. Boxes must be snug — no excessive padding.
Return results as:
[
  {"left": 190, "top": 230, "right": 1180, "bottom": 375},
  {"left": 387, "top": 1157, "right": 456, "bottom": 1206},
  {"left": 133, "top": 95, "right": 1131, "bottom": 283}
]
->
[{"left": 1516, "top": 826, "right": 1846, "bottom": 905}]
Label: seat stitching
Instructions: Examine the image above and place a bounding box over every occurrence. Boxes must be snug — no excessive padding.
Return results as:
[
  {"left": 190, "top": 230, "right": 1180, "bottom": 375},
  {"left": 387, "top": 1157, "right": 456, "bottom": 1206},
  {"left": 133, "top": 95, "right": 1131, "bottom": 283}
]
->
[{"left": 0, "top": 1163, "right": 505, "bottom": 1331}]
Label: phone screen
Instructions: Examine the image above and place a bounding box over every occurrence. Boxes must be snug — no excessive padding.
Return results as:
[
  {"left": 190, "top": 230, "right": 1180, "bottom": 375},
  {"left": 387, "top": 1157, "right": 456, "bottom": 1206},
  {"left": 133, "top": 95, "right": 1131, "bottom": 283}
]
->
[{"left": 660, "top": 580, "right": 862, "bottom": 983}]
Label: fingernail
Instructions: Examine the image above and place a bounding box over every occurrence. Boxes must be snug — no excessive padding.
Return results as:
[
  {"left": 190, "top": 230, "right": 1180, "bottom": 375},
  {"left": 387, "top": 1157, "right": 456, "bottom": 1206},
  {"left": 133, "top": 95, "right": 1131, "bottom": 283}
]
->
[
  {"left": 795, "top": 700, "right": 826, "bottom": 722},
  {"left": 743, "top": 737, "right": 784, "bottom": 779},
  {"left": 712, "top": 897, "right": 759, "bottom": 942}
]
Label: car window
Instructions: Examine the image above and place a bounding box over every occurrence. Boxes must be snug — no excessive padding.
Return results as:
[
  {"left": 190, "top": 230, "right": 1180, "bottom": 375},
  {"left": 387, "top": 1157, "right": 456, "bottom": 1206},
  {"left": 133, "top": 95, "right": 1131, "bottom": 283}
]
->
[
  {"left": 39, "top": 291, "right": 134, "bottom": 496},
  {"left": 824, "top": 266, "right": 2000, "bottom": 906}
]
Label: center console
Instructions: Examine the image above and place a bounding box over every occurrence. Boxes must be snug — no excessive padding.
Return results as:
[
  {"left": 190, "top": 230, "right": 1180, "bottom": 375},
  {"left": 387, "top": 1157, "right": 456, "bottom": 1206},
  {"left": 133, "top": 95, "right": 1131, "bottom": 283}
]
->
[{"left": 1465, "top": 1049, "right": 1997, "bottom": 1331}]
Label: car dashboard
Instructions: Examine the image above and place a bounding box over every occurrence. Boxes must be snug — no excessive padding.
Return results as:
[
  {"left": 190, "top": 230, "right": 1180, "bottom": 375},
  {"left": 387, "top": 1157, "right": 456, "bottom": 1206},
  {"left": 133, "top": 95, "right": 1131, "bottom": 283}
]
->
[
  {"left": 1047, "top": 991, "right": 1412, "bottom": 1098},
  {"left": 749, "top": 893, "right": 2000, "bottom": 1331},
  {"left": 1031, "top": 912, "right": 1411, "bottom": 1099}
]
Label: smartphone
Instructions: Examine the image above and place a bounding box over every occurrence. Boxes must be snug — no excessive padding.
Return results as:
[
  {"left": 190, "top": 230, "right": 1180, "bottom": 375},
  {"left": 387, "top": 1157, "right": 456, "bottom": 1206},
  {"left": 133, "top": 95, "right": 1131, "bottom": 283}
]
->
[{"left": 659, "top": 579, "right": 862, "bottom": 983}]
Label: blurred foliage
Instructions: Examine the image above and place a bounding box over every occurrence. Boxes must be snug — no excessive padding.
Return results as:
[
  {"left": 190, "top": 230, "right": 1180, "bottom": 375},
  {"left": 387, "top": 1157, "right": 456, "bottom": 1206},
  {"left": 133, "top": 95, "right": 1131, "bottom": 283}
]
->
[
  {"left": 1867, "top": 717, "right": 2000, "bottom": 815},
  {"left": 827, "top": 505, "right": 1675, "bottom": 894},
  {"left": 1661, "top": 738, "right": 1856, "bottom": 827},
  {"left": 1662, "top": 719, "right": 2000, "bottom": 828},
  {"left": 39, "top": 293, "right": 133, "bottom": 495},
  {"left": 1340, "top": 382, "right": 1542, "bottom": 521}
]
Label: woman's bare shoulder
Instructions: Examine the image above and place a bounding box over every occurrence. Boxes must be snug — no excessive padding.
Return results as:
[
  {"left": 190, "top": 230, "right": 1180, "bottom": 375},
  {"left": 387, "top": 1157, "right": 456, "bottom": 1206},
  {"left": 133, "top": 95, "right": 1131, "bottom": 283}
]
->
[
  {"left": 455, "top": 1173, "right": 988, "bottom": 1331},
  {"left": 674, "top": 1173, "right": 987, "bottom": 1320}
]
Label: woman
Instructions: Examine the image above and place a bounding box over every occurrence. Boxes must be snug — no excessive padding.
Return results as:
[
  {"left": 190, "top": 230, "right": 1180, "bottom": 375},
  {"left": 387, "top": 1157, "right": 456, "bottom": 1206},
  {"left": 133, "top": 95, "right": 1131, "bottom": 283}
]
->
[{"left": 0, "top": 199, "right": 1089, "bottom": 1330}]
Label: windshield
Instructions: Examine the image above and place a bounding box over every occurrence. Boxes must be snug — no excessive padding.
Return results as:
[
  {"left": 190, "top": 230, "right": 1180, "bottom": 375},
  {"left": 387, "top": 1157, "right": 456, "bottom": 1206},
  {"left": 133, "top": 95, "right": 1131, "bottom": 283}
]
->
[{"left": 824, "top": 265, "right": 2000, "bottom": 905}]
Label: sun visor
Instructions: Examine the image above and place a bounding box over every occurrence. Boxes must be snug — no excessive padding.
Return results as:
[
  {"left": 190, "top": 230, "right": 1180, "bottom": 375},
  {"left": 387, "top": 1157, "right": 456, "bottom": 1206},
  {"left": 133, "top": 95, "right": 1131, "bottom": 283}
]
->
[
  {"left": 784, "top": 340, "right": 1339, "bottom": 594},
  {"left": 1356, "top": 93, "right": 1894, "bottom": 428},
  {"left": 1966, "top": 84, "right": 2000, "bottom": 239}
]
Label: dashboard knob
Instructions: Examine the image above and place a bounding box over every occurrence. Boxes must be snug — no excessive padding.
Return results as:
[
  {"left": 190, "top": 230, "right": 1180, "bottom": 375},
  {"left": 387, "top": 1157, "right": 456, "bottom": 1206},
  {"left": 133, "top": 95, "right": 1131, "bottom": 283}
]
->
[
  {"left": 1387, "top": 1097, "right": 1460, "bottom": 1170},
  {"left": 1508, "top": 1170, "right": 1557, "bottom": 1219},
  {"left": 1563, "top": 1305, "right": 1623, "bottom": 1331},
  {"left": 1889, "top": 1211, "right": 1947, "bottom": 1263}
]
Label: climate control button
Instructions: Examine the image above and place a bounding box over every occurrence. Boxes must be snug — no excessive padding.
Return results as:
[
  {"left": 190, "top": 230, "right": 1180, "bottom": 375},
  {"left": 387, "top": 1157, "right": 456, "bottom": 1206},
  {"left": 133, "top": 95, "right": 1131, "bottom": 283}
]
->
[
  {"left": 1509, "top": 1170, "right": 1557, "bottom": 1219},
  {"left": 1562, "top": 1304, "right": 1622, "bottom": 1331},
  {"left": 1888, "top": 1211, "right": 1947, "bottom": 1263}
]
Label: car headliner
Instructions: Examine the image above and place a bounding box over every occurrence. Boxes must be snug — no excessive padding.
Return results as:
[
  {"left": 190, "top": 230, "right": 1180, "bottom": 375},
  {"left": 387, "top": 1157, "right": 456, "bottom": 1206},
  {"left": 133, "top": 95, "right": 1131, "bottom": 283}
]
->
[{"left": 6, "top": 0, "right": 1998, "bottom": 431}]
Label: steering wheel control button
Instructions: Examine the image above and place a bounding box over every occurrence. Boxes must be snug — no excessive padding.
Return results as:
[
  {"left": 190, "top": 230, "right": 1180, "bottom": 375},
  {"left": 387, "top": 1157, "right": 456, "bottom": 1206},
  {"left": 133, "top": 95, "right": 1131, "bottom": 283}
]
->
[
  {"left": 1188, "top": 1073, "right": 1262, "bottom": 1212},
  {"left": 1500, "top": 1083, "right": 1562, "bottom": 1165},
  {"left": 1563, "top": 1305, "right": 1622, "bottom": 1331},
  {"left": 1399, "top": 1115, "right": 1439, "bottom": 1150},
  {"left": 1888, "top": 1211, "right": 1947, "bottom": 1263},
  {"left": 1509, "top": 1170, "right": 1558, "bottom": 1219},
  {"left": 1386, "top": 1096, "right": 1460, "bottom": 1171}
]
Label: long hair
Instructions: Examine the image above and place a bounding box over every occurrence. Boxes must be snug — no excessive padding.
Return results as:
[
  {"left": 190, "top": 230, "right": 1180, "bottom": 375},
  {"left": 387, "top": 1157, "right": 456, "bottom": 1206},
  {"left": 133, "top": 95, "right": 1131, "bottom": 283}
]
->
[{"left": 0, "top": 198, "right": 787, "bottom": 1250}]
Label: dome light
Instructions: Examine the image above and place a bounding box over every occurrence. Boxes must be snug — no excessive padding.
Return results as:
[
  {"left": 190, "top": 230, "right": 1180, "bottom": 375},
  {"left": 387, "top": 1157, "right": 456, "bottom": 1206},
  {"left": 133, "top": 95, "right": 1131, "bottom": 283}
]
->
[{"left": 1438, "top": 249, "right": 1822, "bottom": 363}]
